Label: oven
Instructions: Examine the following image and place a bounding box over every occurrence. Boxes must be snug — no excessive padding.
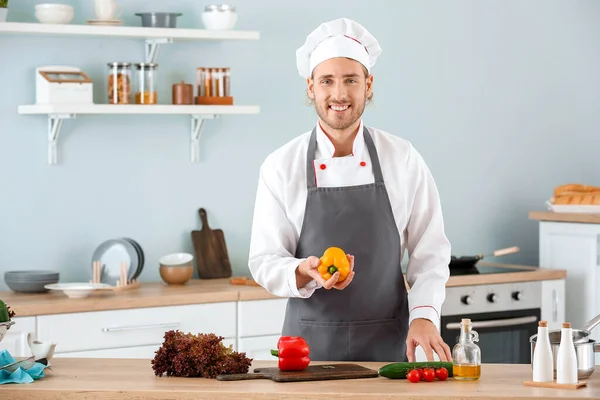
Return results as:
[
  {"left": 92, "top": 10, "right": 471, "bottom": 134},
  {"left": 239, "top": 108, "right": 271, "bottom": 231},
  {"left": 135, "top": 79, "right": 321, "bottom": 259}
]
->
[{"left": 440, "top": 281, "right": 541, "bottom": 364}]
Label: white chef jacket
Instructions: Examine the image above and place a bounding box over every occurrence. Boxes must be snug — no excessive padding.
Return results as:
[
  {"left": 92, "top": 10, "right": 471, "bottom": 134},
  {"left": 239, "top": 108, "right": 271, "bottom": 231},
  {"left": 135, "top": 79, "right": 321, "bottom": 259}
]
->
[{"left": 248, "top": 119, "right": 451, "bottom": 327}]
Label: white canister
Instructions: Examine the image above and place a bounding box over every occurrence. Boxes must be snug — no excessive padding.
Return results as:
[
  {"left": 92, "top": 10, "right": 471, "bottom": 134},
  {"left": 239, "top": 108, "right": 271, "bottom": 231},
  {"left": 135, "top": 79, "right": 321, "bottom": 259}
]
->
[
  {"left": 202, "top": 5, "right": 237, "bottom": 30},
  {"left": 556, "top": 322, "right": 578, "bottom": 384},
  {"left": 532, "top": 320, "right": 553, "bottom": 382}
]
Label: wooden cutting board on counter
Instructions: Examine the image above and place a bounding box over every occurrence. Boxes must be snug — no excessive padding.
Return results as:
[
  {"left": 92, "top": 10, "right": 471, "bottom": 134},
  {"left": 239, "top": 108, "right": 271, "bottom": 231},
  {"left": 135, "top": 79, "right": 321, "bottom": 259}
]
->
[
  {"left": 191, "top": 208, "right": 232, "bottom": 279},
  {"left": 216, "top": 363, "right": 379, "bottom": 382}
]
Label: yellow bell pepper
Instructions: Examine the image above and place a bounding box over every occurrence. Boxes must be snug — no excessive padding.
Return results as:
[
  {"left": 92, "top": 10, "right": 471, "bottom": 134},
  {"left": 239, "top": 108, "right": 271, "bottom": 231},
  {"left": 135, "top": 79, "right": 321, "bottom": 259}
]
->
[{"left": 318, "top": 247, "right": 350, "bottom": 282}]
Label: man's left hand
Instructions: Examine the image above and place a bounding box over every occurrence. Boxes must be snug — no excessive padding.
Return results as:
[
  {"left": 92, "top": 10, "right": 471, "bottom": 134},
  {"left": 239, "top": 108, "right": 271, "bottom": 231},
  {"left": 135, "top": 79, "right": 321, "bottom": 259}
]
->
[{"left": 405, "top": 318, "right": 452, "bottom": 362}]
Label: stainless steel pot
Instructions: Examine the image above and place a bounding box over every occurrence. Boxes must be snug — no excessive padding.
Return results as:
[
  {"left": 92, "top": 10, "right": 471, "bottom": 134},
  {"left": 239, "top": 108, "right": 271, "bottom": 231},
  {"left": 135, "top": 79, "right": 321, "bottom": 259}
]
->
[{"left": 530, "top": 335, "right": 600, "bottom": 379}]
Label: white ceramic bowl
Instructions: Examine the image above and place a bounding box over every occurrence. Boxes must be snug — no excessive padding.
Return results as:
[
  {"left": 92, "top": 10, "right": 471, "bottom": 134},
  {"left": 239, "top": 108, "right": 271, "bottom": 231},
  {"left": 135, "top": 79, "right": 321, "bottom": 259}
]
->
[
  {"left": 201, "top": 10, "right": 237, "bottom": 30},
  {"left": 35, "top": 4, "right": 74, "bottom": 24},
  {"left": 159, "top": 253, "right": 194, "bottom": 267}
]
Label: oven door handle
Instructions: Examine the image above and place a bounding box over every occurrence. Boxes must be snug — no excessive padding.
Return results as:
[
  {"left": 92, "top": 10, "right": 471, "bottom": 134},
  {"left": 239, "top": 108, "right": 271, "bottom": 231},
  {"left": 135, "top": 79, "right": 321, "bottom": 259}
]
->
[{"left": 445, "top": 316, "right": 538, "bottom": 330}]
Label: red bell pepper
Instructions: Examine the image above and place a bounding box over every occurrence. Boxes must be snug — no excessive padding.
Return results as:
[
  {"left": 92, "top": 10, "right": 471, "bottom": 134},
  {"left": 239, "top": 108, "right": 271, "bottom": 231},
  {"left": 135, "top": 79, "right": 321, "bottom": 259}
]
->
[{"left": 270, "top": 336, "right": 310, "bottom": 371}]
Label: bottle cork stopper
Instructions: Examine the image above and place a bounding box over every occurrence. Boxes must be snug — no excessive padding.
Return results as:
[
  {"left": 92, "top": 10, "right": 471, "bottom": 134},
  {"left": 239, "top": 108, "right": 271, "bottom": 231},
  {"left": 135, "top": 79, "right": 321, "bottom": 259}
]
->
[
  {"left": 539, "top": 320, "right": 547, "bottom": 327},
  {"left": 461, "top": 318, "right": 471, "bottom": 324},
  {"left": 562, "top": 322, "right": 571, "bottom": 328}
]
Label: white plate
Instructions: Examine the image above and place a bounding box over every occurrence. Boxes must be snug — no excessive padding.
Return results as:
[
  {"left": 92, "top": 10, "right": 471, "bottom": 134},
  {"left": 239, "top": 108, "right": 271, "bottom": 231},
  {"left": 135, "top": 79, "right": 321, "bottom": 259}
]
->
[
  {"left": 91, "top": 239, "right": 139, "bottom": 285},
  {"left": 45, "top": 282, "right": 112, "bottom": 299},
  {"left": 546, "top": 200, "right": 600, "bottom": 213}
]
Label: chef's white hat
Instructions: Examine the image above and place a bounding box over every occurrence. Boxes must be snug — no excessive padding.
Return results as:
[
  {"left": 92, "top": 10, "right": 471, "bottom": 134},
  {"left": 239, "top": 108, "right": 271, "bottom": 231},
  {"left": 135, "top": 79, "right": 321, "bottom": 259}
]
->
[{"left": 296, "top": 18, "right": 382, "bottom": 78}]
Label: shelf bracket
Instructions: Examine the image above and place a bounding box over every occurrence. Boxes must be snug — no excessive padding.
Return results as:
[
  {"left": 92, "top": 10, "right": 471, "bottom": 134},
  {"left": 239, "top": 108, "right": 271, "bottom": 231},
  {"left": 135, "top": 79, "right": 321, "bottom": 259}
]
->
[
  {"left": 190, "top": 114, "right": 217, "bottom": 163},
  {"left": 47, "top": 113, "right": 75, "bottom": 165},
  {"left": 145, "top": 38, "right": 173, "bottom": 63}
]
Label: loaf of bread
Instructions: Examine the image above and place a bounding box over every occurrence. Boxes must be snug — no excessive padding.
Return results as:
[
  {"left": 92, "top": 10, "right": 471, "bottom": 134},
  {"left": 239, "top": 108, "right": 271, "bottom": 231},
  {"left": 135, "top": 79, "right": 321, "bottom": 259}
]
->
[{"left": 551, "top": 184, "right": 600, "bottom": 205}]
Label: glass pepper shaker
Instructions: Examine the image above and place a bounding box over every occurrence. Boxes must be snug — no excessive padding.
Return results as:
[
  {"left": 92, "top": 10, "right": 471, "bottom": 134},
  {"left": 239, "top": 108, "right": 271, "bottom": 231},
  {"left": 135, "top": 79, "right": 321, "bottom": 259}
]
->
[{"left": 452, "top": 318, "right": 481, "bottom": 380}]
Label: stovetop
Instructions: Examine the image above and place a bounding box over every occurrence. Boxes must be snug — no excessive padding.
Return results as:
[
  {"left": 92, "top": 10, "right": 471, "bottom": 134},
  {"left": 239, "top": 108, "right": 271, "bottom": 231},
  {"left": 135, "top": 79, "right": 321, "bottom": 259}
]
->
[{"left": 449, "top": 264, "right": 533, "bottom": 276}]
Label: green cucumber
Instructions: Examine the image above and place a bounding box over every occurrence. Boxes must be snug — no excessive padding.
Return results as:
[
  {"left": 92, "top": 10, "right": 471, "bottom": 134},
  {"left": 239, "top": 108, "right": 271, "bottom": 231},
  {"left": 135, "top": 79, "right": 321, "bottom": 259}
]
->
[
  {"left": 378, "top": 361, "right": 454, "bottom": 379},
  {"left": 0, "top": 300, "right": 9, "bottom": 323}
]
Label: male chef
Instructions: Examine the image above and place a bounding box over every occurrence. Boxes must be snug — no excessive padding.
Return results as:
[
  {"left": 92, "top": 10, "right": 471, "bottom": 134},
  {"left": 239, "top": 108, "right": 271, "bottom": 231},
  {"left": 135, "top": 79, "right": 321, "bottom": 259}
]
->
[{"left": 248, "top": 18, "right": 452, "bottom": 363}]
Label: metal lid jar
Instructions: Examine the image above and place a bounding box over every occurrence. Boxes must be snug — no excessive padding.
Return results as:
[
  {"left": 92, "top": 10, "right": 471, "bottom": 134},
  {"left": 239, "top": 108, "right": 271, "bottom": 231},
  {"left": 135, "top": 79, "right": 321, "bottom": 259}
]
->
[
  {"left": 202, "top": 4, "right": 237, "bottom": 30},
  {"left": 134, "top": 63, "right": 158, "bottom": 105},
  {"left": 107, "top": 62, "right": 132, "bottom": 104}
]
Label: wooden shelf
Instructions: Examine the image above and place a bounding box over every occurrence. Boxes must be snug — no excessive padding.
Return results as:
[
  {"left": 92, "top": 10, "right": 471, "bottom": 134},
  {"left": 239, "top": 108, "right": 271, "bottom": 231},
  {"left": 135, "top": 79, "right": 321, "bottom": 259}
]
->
[
  {"left": 18, "top": 104, "right": 260, "bottom": 165},
  {"left": 0, "top": 22, "right": 259, "bottom": 41}
]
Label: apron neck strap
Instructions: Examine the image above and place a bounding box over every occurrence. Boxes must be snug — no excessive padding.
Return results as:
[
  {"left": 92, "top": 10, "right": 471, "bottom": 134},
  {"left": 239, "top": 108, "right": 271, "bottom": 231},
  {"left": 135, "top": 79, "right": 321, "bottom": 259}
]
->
[{"left": 306, "top": 125, "right": 384, "bottom": 189}]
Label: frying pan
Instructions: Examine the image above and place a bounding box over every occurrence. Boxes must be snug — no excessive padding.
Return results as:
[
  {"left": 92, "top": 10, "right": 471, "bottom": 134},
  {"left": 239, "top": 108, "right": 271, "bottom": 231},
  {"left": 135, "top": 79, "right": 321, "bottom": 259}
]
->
[{"left": 449, "top": 246, "right": 520, "bottom": 269}]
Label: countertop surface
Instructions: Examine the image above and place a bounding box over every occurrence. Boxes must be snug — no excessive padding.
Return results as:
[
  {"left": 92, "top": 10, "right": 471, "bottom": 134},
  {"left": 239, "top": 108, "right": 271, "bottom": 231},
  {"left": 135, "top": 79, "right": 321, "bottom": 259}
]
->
[
  {"left": 0, "top": 263, "right": 566, "bottom": 317},
  {"left": 1, "top": 358, "right": 597, "bottom": 399},
  {"left": 529, "top": 211, "right": 600, "bottom": 224}
]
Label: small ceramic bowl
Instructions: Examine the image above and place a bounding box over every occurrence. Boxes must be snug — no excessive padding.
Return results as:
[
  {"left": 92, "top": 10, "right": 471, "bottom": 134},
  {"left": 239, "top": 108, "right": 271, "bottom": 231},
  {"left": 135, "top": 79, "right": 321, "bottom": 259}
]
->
[
  {"left": 159, "top": 253, "right": 194, "bottom": 285},
  {"left": 159, "top": 265, "right": 193, "bottom": 285},
  {"left": 35, "top": 4, "right": 74, "bottom": 24}
]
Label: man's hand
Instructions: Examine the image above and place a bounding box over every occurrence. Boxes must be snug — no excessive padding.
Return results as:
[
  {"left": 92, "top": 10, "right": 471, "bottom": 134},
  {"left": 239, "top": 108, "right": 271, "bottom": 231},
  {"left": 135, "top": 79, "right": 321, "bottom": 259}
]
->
[
  {"left": 296, "top": 254, "right": 355, "bottom": 290},
  {"left": 406, "top": 318, "right": 452, "bottom": 362}
]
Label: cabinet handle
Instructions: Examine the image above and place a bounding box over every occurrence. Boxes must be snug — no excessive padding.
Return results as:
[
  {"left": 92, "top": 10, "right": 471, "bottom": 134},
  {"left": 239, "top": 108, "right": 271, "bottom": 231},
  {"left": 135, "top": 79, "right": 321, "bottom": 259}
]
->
[
  {"left": 101, "top": 322, "right": 180, "bottom": 333},
  {"left": 552, "top": 289, "right": 558, "bottom": 322}
]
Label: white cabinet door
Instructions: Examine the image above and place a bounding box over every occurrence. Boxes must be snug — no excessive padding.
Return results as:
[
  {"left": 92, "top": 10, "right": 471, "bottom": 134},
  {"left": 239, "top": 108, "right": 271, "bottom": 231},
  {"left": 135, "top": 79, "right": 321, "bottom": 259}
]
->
[
  {"left": 0, "top": 317, "right": 36, "bottom": 357},
  {"left": 237, "top": 298, "right": 287, "bottom": 337},
  {"left": 238, "top": 335, "right": 280, "bottom": 361},
  {"left": 541, "top": 279, "right": 565, "bottom": 331},
  {"left": 37, "top": 302, "right": 236, "bottom": 353},
  {"left": 54, "top": 337, "right": 236, "bottom": 359}
]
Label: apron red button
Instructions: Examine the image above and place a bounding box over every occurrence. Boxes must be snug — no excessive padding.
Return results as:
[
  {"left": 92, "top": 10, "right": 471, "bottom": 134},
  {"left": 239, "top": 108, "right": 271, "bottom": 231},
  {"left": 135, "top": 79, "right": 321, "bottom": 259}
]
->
[
  {"left": 360, "top": 161, "right": 366, "bottom": 167},
  {"left": 320, "top": 164, "right": 326, "bottom": 170}
]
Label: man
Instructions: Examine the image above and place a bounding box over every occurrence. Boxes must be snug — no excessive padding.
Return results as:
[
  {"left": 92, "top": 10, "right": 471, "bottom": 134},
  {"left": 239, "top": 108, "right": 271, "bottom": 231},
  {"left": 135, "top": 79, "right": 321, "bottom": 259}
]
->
[{"left": 248, "top": 17, "right": 452, "bottom": 363}]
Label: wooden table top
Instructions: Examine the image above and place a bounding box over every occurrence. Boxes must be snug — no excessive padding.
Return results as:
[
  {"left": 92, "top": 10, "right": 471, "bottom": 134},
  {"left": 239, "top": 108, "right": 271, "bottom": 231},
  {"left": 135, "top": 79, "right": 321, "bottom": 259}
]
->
[{"left": 1, "top": 358, "right": 598, "bottom": 399}]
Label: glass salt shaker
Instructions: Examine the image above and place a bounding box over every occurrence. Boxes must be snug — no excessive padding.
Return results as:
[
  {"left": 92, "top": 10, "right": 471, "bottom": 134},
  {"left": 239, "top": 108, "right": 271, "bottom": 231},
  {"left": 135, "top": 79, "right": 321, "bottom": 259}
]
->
[
  {"left": 134, "top": 63, "right": 158, "bottom": 104},
  {"left": 452, "top": 318, "right": 481, "bottom": 380}
]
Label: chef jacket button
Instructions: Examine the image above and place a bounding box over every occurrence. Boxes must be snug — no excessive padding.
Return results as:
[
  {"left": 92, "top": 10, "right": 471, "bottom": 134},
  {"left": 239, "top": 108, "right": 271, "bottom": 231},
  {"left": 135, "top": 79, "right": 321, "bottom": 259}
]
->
[
  {"left": 360, "top": 161, "right": 366, "bottom": 167},
  {"left": 320, "top": 164, "right": 326, "bottom": 170}
]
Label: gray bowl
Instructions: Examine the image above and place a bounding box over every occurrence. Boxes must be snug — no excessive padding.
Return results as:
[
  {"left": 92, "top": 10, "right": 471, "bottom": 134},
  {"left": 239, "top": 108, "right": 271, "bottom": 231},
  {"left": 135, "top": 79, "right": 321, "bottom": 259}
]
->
[
  {"left": 5, "top": 277, "right": 59, "bottom": 293},
  {"left": 135, "top": 12, "right": 182, "bottom": 28}
]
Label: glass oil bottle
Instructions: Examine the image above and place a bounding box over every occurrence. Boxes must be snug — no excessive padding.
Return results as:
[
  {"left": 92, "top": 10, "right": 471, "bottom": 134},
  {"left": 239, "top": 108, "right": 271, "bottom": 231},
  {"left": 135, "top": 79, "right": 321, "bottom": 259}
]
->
[{"left": 452, "top": 318, "right": 481, "bottom": 380}]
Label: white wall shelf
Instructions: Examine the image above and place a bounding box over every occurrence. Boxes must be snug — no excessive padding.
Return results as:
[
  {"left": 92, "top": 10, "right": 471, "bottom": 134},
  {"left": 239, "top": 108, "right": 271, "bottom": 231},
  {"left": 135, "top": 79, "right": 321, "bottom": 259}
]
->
[
  {"left": 18, "top": 104, "right": 260, "bottom": 164},
  {"left": 0, "top": 22, "right": 260, "bottom": 62}
]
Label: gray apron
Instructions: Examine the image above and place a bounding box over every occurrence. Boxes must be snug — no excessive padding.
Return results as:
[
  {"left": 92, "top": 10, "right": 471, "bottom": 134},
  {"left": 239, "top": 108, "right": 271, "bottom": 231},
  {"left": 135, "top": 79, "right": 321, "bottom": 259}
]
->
[{"left": 281, "top": 126, "right": 409, "bottom": 362}]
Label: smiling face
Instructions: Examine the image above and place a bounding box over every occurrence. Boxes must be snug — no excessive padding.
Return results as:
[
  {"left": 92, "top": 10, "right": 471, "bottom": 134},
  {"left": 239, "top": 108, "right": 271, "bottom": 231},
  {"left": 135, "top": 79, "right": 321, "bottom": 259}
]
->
[{"left": 307, "top": 57, "right": 374, "bottom": 133}]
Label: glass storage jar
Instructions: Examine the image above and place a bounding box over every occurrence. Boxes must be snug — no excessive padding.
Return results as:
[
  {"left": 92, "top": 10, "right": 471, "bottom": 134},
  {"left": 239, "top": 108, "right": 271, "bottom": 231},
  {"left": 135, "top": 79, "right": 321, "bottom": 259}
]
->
[
  {"left": 107, "top": 62, "right": 132, "bottom": 104},
  {"left": 451, "top": 318, "right": 481, "bottom": 380},
  {"left": 135, "top": 63, "right": 158, "bottom": 104}
]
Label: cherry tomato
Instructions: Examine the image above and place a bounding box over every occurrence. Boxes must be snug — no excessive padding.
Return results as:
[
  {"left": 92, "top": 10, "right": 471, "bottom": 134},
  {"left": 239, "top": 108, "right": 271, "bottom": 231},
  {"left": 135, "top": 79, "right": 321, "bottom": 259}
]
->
[
  {"left": 435, "top": 367, "right": 449, "bottom": 381},
  {"left": 414, "top": 368, "right": 423, "bottom": 381},
  {"left": 406, "top": 369, "right": 421, "bottom": 383},
  {"left": 422, "top": 367, "right": 436, "bottom": 382}
]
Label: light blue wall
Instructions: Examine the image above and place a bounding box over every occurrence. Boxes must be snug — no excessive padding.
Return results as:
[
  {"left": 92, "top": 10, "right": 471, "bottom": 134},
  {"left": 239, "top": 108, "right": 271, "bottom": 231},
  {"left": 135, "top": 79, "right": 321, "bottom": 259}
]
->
[{"left": 1, "top": 0, "right": 600, "bottom": 290}]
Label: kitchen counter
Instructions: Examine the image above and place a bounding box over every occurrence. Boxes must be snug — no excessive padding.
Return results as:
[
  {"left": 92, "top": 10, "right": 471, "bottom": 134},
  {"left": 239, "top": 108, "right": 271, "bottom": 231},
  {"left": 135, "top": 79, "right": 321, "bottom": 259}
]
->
[
  {"left": 1, "top": 358, "right": 598, "bottom": 399},
  {"left": 0, "top": 263, "right": 566, "bottom": 317},
  {"left": 529, "top": 211, "right": 600, "bottom": 224}
]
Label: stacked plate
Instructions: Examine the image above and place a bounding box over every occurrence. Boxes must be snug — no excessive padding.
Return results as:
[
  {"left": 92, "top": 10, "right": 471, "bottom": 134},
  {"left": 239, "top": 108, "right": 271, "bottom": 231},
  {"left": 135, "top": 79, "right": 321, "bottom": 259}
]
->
[
  {"left": 4, "top": 270, "right": 59, "bottom": 293},
  {"left": 91, "top": 237, "right": 145, "bottom": 286}
]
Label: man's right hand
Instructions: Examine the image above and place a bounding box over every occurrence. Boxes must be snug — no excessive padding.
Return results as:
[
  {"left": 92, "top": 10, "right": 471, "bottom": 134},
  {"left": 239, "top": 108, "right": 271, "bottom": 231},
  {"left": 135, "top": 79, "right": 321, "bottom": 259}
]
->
[{"left": 295, "top": 255, "right": 355, "bottom": 290}]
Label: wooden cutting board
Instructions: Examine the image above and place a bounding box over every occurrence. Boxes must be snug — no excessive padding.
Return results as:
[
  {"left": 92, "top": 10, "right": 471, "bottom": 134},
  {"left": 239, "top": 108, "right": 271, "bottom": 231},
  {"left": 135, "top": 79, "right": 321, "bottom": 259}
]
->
[
  {"left": 191, "top": 208, "right": 232, "bottom": 279},
  {"left": 216, "top": 363, "right": 379, "bottom": 382}
]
